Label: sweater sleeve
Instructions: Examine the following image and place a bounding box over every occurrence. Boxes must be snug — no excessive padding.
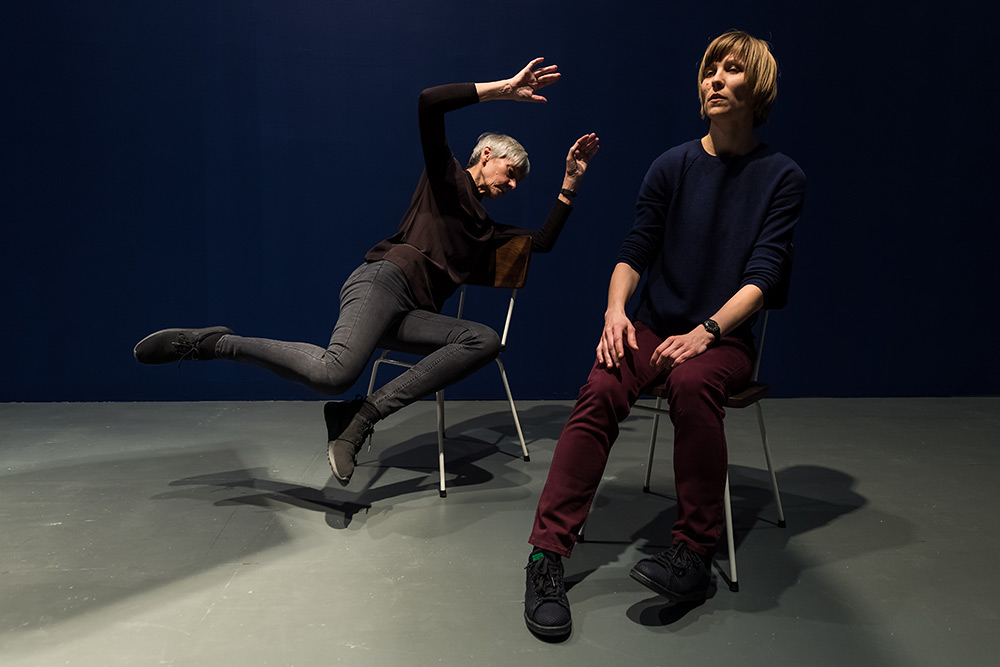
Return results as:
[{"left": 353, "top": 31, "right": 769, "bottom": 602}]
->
[
  {"left": 493, "top": 199, "right": 573, "bottom": 253},
  {"left": 740, "top": 163, "right": 806, "bottom": 299},
  {"left": 418, "top": 83, "right": 481, "bottom": 176},
  {"left": 617, "top": 156, "right": 672, "bottom": 273}
]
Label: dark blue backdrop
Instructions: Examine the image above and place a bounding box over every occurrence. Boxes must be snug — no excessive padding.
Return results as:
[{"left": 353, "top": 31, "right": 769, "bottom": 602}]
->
[{"left": 3, "top": 1, "right": 997, "bottom": 401}]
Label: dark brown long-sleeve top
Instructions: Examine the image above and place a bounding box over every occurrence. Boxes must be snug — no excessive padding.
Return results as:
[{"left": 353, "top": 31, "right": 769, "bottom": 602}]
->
[{"left": 364, "top": 83, "right": 572, "bottom": 313}]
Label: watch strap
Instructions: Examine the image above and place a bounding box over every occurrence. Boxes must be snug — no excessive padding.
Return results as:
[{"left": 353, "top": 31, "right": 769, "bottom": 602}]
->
[{"left": 702, "top": 319, "right": 721, "bottom": 342}]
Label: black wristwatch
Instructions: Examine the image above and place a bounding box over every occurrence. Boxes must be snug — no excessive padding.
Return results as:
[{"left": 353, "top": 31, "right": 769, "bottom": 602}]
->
[
  {"left": 702, "top": 319, "right": 721, "bottom": 342},
  {"left": 559, "top": 188, "right": 577, "bottom": 199}
]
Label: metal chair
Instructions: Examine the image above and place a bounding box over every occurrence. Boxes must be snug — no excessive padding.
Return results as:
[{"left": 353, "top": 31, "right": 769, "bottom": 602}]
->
[
  {"left": 629, "top": 311, "right": 786, "bottom": 592},
  {"left": 584, "top": 245, "right": 794, "bottom": 591},
  {"left": 366, "top": 235, "right": 532, "bottom": 497}
]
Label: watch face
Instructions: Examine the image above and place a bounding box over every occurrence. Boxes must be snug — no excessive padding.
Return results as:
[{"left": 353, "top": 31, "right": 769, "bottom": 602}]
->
[{"left": 703, "top": 320, "right": 720, "bottom": 336}]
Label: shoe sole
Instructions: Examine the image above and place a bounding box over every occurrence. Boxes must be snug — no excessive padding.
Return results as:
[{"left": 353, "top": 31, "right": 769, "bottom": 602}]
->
[
  {"left": 324, "top": 401, "right": 362, "bottom": 487},
  {"left": 327, "top": 442, "right": 351, "bottom": 487},
  {"left": 523, "top": 612, "right": 571, "bottom": 638},
  {"left": 628, "top": 567, "right": 708, "bottom": 603}
]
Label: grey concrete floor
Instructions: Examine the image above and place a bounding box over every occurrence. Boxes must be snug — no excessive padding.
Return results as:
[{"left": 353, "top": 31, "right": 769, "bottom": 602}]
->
[{"left": 1, "top": 397, "right": 998, "bottom": 666}]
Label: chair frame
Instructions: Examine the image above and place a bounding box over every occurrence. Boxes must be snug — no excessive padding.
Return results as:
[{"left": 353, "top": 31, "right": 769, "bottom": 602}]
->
[
  {"left": 629, "top": 308, "right": 786, "bottom": 592},
  {"left": 366, "top": 236, "right": 532, "bottom": 497}
]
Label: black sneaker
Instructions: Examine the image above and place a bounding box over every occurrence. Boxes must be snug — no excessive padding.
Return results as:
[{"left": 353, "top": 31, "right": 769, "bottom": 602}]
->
[
  {"left": 524, "top": 549, "right": 572, "bottom": 638},
  {"left": 133, "top": 326, "right": 233, "bottom": 364},
  {"left": 324, "top": 399, "right": 365, "bottom": 442},
  {"left": 629, "top": 541, "right": 711, "bottom": 603},
  {"left": 327, "top": 405, "right": 374, "bottom": 487}
]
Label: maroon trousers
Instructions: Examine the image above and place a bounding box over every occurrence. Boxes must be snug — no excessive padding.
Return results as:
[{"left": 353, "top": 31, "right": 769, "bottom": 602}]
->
[{"left": 529, "top": 322, "right": 754, "bottom": 558}]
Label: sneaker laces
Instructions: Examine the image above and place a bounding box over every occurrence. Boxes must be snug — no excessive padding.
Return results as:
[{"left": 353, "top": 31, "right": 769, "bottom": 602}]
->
[
  {"left": 359, "top": 422, "right": 375, "bottom": 452},
  {"left": 341, "top": 418, "right": 375, "bottom": 453},
  {"left": 171, "top": 333, "right": 200, "bottom": 366},
  {"left": 526, "top": 555, "right": 566, "bottom": 602},
  {"left": 651, "top": 542, "right": 703, "bottom": 574},
  {"left": 355, "top": 397, "right": 376, "bottom": 451}
]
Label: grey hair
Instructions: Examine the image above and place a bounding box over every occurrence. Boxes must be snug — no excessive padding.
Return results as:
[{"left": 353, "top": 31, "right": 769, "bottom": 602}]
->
[{"left": 466, "top": 132, "right": 530, "bottom": 177}]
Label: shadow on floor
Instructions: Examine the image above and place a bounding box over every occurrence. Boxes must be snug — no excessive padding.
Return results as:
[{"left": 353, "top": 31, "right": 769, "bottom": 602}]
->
[
  {"left": 0, "top": 447, "right": 292, "bottom": 635},
  {"left": 563, "top": 463, "right": 914, "bottom": 628}
]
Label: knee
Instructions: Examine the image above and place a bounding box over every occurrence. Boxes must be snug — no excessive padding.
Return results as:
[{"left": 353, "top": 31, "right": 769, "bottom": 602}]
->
[
  {"left": 454, "top": 322, "right": 501, "bottom": 359},
  {"left": 665, "top": 365, "right": 723, "bottom": 411},
  {"left": 309, "top": 373, "right": 356, "bottom": 397},
  {"left": 310, "top": 352, "right": 364, "bottom": 395},
  {"left": 576, "top": 366, "right": 631, "bottom": 421}
]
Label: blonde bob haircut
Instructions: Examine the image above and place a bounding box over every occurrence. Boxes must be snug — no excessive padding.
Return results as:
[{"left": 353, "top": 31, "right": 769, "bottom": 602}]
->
[{"left": 698, "top": 30, "right": 778, "bottom": 127}]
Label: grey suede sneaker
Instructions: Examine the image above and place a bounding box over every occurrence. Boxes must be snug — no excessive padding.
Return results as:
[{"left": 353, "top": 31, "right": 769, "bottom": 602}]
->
[
  {"left": 324, "top": 399, "right": 365, "bottom": 442},
  {"left": 326, "top": 401, "right": 374, "bottom": 486},
  {"left": 133, "top": 326, "right": 233, "bottom": 364}
]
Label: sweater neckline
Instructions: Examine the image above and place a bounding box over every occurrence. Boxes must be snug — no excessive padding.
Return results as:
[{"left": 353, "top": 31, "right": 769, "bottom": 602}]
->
[
  {"left": 697, "top": 138, "right": 766, "bottom": 163},
  {"left": 463, "top": 168, "right": 485, "bottom": 202}
]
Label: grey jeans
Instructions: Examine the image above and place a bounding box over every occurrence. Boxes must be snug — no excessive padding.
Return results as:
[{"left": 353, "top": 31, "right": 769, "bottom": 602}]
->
[{"left": 214, "top": 261, "right": 501, "bottom": 419}]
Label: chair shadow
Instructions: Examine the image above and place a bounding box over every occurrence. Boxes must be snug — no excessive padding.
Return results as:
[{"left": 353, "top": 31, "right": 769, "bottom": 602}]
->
[
  {"left": 166, "top": 402, "right": 571, "bottom": 530},
  {"left": 563, "top": 464, "right": 893, "bottom": 627}
]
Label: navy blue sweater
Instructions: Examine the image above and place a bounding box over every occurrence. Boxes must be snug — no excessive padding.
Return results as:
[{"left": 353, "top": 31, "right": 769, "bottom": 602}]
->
[{"left": 618, "top": 139, "right": 805, "bottom": 339}]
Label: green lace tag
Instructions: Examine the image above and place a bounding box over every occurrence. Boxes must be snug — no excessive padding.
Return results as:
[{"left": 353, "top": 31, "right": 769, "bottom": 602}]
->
[{"left": 531, "top": 552, "right": 544, "bottom": 563}]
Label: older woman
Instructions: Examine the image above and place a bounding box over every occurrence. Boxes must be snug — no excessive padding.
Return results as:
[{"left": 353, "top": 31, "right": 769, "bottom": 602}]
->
[{"left": 135, "top": 59, "right": 599, "bottom": 486}]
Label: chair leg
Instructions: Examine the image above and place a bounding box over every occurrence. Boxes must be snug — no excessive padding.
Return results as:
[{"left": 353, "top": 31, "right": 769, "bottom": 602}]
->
[
  {"left": 436, "top": 390, "right": 446, "bottom": 498},
  {"left": 643, "top": 397, "right": 664, "bottom": 492},
  {"left": 723, "top": 474, "right": 739, "bottom": 591},
  {"left": 495, "top": 358, "right": 529, "bottom": 461},
  {"left": 755, "top": 402, "right": 786, "bottom": 527},
  {"left": 367, "top": 360, "right": 382, "bottom": 396},
  {"left": 364, "top": 358, "right": 388, "bottom": 448}
]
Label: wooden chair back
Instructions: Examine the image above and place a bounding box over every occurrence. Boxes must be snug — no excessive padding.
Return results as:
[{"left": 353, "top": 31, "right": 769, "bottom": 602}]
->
[{"left": 465, "top": 235, "right": 531, "bottom": 289}]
